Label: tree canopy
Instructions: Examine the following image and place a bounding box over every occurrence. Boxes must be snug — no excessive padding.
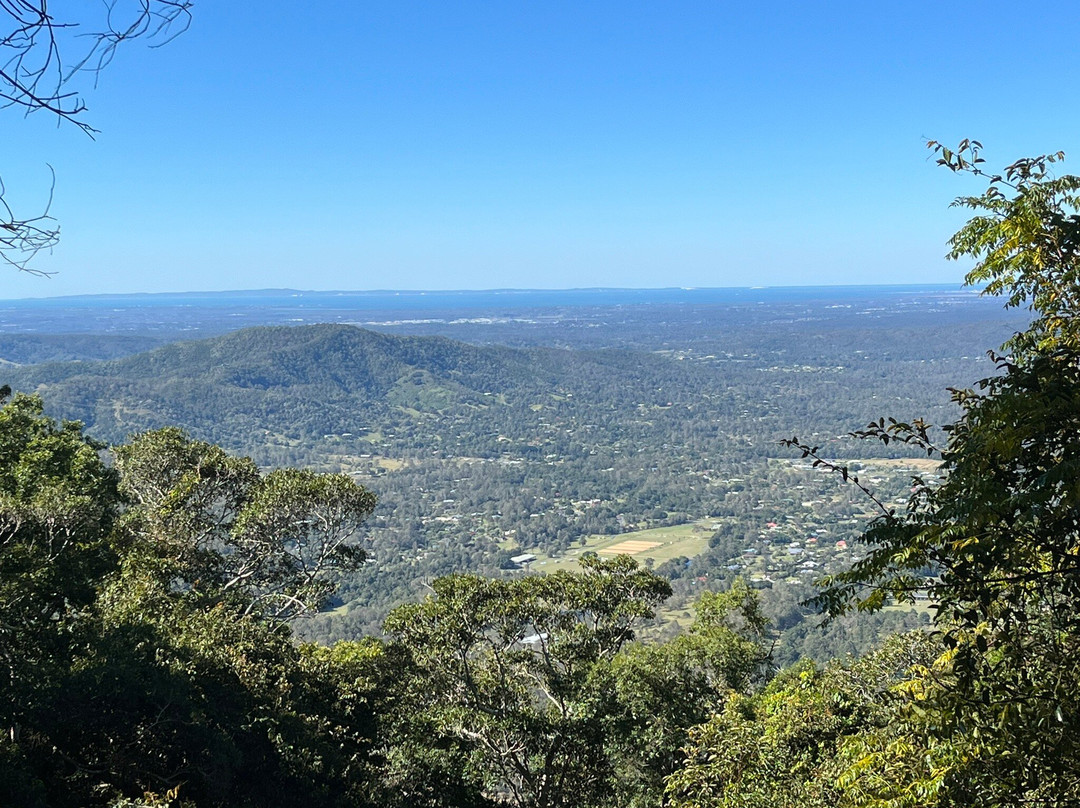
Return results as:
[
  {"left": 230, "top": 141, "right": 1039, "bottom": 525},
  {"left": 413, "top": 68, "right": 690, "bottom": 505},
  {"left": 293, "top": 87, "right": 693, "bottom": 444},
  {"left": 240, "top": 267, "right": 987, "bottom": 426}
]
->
[
  {"left": 0, "top": 394, "right": 381, "bottom": 807},
  {"left": 768, "top": 142, "right": 1080, "bottom": 807}
]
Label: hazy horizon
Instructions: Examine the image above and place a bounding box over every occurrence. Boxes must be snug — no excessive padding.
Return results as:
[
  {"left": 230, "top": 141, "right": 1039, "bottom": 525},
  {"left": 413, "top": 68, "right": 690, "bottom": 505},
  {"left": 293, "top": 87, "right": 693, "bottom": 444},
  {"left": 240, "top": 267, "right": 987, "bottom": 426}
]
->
[{"left": 1, "top": 281, "right": 978, "bottom": 306}]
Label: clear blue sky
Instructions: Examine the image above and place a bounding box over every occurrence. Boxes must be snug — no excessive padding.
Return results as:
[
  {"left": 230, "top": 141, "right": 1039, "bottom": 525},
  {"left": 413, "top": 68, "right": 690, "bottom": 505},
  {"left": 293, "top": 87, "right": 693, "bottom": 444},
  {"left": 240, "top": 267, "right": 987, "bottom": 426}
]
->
[{"left": 4, "top": 1, "right": 1079, "bottom": 298}]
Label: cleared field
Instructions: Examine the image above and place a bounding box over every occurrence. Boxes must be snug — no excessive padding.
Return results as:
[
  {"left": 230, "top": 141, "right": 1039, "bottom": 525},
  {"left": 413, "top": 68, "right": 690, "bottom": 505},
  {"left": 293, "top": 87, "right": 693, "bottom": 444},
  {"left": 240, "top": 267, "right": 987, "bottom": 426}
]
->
[
  {"left": 373, "top": 456, "right": 406, "bottom": 470},
  {"left": 600, "top": 540, "right": 662, "bottom": 555},
  {"left": 883, "top": 601, "right": 936, "bottom": 617},
  {"left": 333, "top": 454, "right": 407, "bottom": 474},
  {"left": 536, "top": 521, "right": 712, "bottom": 573},
  {"left": 862, "top": 457, "right": 941, "bottom": 473}
]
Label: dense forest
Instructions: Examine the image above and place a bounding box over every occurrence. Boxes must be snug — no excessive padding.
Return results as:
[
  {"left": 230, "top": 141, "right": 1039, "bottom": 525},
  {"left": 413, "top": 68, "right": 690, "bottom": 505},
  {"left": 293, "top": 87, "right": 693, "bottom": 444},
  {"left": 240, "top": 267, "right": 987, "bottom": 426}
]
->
[
  {"left": 2, "top": 295, "right": 1018, "bottom": 643},
  {"left": 2, "top": 142, "right": 1080, "bottom": 807}
]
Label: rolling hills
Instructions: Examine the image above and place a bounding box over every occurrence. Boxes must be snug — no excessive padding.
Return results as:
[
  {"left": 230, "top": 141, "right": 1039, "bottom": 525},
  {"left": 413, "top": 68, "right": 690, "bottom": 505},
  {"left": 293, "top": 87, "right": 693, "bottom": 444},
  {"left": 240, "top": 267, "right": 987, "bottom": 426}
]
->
[{"left": 1, "top": 319, "right": 983, "bottom": 640}]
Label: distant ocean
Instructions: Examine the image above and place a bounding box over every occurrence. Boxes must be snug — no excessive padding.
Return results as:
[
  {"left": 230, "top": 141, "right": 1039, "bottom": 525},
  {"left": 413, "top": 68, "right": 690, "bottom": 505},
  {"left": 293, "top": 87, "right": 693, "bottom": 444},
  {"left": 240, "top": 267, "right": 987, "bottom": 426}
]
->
[
  {"left": 0, "top": 284, "right": 996, "bottom": 337},
  {"left": 2, "top": 284, "right": 974, "bottom": 311}
]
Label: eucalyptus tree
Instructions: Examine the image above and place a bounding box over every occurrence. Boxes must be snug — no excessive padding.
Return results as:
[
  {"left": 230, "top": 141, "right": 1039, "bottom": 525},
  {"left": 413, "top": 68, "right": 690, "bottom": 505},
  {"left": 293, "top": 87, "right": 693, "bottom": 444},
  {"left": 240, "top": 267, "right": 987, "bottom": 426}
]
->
[
  {"left": 114, "top": 426, "right": 375, "bottom": 621},
  {"left": 384, "top": 559, "right": 787, "bottom": 808},
  {"left": 384, "top": 555, "right": 673, "bottom": 808},
  {"left": 0, "top": 401, "right": 383, "bottom": 807},
  {"left": 0, "top": 390, "right": 119, "bottom": 789}
]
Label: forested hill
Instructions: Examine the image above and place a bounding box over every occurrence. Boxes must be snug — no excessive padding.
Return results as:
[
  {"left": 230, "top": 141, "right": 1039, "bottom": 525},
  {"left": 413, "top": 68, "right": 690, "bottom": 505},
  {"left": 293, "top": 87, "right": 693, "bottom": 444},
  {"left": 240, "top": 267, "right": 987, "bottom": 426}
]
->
[
  {"left": 3, "top": 323, "right": 726, "bottom": 454},
  {"left": 5, "top": 318, "right": 993, "bottom": 457},
  {"left": 3, "top": 319, "right": 991, "bottom": 642}
]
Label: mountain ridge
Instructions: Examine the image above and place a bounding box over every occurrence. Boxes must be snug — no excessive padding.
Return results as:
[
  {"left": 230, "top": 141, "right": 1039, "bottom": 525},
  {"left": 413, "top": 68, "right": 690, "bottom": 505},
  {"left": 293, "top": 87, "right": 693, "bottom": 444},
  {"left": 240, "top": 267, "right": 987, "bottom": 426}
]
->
[{"left": 1, "top": 323, "right": 673, "bottom": 453}]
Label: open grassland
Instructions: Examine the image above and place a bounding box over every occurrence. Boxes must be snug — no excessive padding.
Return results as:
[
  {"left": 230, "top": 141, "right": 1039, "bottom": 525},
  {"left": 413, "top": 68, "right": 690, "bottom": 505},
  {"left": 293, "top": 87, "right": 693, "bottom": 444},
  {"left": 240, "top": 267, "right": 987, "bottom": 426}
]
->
[
  {"left": 862, "top": 457, "right": 941, "bottom": 473},
  {"left": 535, "top": 520, "right": 713, "bottom": 574}
]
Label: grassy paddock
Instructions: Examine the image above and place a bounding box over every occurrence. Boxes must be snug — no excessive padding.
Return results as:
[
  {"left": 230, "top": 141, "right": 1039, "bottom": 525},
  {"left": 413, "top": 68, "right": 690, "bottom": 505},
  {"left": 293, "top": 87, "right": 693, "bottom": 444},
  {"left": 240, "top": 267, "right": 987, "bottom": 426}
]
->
[
  {"left": 535, "top": 520, "right": 713, "bottom": 573},
  {"left": 861, "top": 457, "right": 941, "bottom": 473}
]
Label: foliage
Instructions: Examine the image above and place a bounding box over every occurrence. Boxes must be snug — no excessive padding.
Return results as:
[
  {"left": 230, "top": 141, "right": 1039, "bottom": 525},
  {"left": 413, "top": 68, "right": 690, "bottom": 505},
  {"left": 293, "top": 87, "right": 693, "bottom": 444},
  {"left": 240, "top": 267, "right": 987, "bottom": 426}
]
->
[
  {"left": 303, "top": 638, "right": 492, "bottom": 808},
  {"left": 932, "top": 139, "right": 1080, "bottom": 356},
  {"left": 383, "top": 555, "right": 673, "bottom": 808},
  {"left": 665, "top": 632, "right": 937, "bottom": 808},
  {"left": 0, "top": 391, "right": 119, "bottom": 806},
  {"left": 811, "top": 345, "right": 1080, "bottom": 806},
  {"left": 115, "top": 427, "right": 374, "bottom": 620},
  {"left": 794, "top": 143, "right": 1080, "bottom": 806},
  {"left": 661, "top": 143, "right": 1080, "bottom": 808},
  {"left": 382, "top": 560, "right": 789, "bottom": 808},
  {"left": 602, "top": 578, "right": 775, "bottom": 807},
  {"left": 0, "top": 395, "right": 385, "bottom": 807},
  {"left": 685, "top": 579, "right": 773, "bottom": 691}
]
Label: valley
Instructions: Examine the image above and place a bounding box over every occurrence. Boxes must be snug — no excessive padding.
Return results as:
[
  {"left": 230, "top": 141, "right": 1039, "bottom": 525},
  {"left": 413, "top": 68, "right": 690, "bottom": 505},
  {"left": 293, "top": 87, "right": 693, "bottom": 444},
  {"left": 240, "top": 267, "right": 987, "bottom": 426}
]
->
[{"left": 0, "top": 286, "right": 1024, "bottom": 648}]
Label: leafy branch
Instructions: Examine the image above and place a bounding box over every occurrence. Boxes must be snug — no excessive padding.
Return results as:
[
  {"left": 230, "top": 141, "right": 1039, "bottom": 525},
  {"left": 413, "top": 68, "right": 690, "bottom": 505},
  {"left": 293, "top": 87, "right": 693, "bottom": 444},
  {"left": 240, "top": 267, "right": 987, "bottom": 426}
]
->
[
  {"left": 928, "top": 139, "right": 1080, "bottom": 356},
  {"left": 780, "top": 416, "right": 939, "bottom": 520}
]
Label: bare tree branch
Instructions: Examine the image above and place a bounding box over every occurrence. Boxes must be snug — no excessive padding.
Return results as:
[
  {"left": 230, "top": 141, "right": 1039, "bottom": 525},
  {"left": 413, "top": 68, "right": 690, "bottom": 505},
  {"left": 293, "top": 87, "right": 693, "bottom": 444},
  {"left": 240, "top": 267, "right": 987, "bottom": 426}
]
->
[
  {"left": 0, "top": 2, "right": 193, "bottom": 273},
  {"left": 0, "top": 165, "right": 57, "bottom": 274}
]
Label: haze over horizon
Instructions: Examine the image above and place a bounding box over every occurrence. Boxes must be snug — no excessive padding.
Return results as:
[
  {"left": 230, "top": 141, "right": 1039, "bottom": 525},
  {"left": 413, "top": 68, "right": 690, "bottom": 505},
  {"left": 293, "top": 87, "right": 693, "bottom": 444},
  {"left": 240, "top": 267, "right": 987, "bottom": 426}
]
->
[
  {"left": 4, "top": 2, "right": 1078, "bottom": 299},
  {"left": 1, "top": 282, "right": 979, "bottom": 306}
]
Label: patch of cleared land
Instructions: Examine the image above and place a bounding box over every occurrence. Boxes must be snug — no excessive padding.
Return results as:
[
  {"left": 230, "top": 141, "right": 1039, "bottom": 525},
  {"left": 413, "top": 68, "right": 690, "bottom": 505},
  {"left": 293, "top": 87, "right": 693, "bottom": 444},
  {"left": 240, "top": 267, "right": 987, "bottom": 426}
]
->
[
  {"left": 328, "top": 454, "right": 407, "bottom": 474},
  {"left": 862, "top": 457, "right": 941, "bottom": 473},
  {"left": 883, "top": 601, "right": 936, "bottom": 616},
  {"left": 372, "top": 456, "right": 406, "bottom": 470},
  {"left": 600, "top": 540, "right": 663, "bottom": 555},
  {"left": 535, "top": 521, "right": 712, "bottom": 573}
]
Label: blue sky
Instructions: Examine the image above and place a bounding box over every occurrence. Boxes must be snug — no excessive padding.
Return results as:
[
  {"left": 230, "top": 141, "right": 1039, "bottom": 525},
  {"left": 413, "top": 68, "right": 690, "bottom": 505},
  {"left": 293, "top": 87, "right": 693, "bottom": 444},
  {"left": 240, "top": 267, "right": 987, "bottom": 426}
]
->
[{"left": 3, "top": 1, "right": 1079, "bottom": 298}]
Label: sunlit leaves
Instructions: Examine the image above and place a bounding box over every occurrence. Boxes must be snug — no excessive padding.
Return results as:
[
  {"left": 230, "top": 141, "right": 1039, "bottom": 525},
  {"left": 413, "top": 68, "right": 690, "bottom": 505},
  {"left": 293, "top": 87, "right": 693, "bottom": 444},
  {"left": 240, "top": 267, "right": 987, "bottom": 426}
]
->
[
  {"left": 383, "top": 556, "right": 673, "bottom": 808},
  {"left": 116, "top": 428, "right": 374, "bottom": 620},
  {"left": 806, "top": 145, "right": 1080, "bottom": 806},
  {"left": 928, "top": 140, "right": 1080, "bottom": 356}
]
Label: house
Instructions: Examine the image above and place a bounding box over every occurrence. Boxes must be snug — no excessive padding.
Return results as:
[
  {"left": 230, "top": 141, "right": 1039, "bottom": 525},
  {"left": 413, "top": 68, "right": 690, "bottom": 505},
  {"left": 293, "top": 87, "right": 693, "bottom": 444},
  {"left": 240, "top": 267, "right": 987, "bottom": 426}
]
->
[{"left": 510, "top": 553, "right": 537, "bottom": 569}]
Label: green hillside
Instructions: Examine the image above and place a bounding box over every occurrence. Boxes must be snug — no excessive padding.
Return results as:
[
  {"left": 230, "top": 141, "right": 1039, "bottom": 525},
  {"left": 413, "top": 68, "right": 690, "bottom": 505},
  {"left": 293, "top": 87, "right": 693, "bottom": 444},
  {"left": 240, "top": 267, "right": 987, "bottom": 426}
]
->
[{"left": 3, "top": 322, "right": 971, "bottom": 641}]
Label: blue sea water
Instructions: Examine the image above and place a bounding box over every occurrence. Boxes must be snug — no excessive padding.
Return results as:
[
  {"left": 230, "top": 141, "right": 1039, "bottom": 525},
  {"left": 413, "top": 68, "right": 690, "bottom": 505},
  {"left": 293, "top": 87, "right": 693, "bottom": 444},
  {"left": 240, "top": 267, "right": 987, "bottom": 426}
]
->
[
  {"left": 3, "top": 284, "right": 974, "bottom": 310},
  {"left": 0, "top": 284, "right": 984, "bottom": 336}
]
